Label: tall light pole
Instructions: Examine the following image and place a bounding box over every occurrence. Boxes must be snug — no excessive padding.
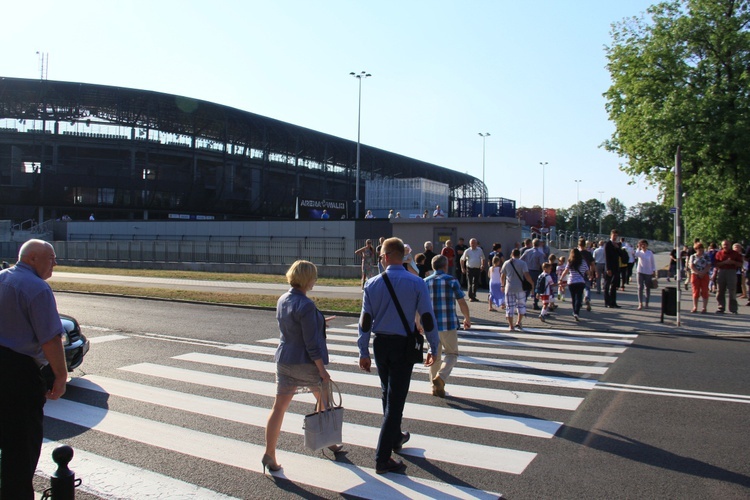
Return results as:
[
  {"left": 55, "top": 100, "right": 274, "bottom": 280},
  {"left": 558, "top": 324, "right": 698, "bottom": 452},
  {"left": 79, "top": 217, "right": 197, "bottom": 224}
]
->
[
  {"left": 539, "top": 162, "right": 548, "bottom": 234},
  {"left": 597, "top": 190, "right": 604, "bottom": 235},
  {"left": 350, "top": 71, "right": 371, "bottom": 219},
  {"left": 575, "top": 180, "right": 582, "bottom": 235},
  {"left": 478, "top": 133, "right": 490, "bottom": 217}
]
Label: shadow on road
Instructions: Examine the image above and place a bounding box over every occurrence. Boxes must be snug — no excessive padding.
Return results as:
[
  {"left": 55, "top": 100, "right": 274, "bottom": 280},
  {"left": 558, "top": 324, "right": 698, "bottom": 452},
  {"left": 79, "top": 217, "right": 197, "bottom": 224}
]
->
[{"left": 557, "top": 425, "right": 750, "bottom": 489}]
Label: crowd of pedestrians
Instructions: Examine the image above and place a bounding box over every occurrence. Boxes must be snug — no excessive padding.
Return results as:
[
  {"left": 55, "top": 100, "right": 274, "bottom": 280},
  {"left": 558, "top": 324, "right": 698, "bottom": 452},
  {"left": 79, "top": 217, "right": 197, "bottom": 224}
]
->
[
  {"left": 288, "top": 229, "right": 749, "bottom": 479},
  {"left": 372, "top": 231, "right": 750, "bottom": 329}
]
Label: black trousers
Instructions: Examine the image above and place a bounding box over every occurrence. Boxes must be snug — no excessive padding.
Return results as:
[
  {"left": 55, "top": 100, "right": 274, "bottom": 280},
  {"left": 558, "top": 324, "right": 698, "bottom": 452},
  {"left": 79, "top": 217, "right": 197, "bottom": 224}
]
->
[
  {"left": 373, "top": 334, "right": 413, "bottom": 466},
  {"left": 604, "top": 271, "right": 620, "bottom": 307},
  {"left": 467, "top": 267, "right": 481, "bottom": 299},
  {"left": 0, "top": 347, "right": 47, "bottom": 500}
]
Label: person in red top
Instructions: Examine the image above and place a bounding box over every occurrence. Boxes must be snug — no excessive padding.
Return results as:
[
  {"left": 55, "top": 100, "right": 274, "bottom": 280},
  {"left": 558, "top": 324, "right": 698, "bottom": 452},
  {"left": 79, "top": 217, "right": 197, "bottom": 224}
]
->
[
  {"left": 441, "top": 239, "right": 456, "bottom": 276},
  {"left": 714, "top": 239, "right": 744, "bottom": 314}
]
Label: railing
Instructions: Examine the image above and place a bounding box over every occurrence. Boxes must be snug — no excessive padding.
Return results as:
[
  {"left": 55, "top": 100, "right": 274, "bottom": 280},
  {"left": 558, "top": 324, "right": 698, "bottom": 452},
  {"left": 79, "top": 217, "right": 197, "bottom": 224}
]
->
[{"left": 53, "top": 238, "right": 363, "bottom": 267}]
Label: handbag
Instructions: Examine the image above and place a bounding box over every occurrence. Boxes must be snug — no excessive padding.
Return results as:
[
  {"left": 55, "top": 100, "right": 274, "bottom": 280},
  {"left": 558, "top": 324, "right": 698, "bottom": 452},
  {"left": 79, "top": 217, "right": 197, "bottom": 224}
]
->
[
  {"left": 650, "top": 277, "right": 659, "bottom": 289},
  {"left": 303, "top": 381, "right": 344, "bottom": 451},
  {"left": 382, "top": 272, "right": 425, "bottom": 364},
  {"left": 511, "top": 260, "right": 532, "bottom": 292}
]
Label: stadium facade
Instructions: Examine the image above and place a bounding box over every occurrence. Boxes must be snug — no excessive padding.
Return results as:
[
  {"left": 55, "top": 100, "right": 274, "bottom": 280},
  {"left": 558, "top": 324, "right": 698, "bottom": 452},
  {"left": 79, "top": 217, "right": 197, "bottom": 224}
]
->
[{"left": 0, "top": 77, "right": 494, "bottom": 224}]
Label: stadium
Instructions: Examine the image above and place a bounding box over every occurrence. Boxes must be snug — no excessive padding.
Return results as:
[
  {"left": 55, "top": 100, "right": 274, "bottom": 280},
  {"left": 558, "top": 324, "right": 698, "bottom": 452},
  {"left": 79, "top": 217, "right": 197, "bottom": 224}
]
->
[{"left": 0, "top": 76, "right": 511, "bottom": 225}]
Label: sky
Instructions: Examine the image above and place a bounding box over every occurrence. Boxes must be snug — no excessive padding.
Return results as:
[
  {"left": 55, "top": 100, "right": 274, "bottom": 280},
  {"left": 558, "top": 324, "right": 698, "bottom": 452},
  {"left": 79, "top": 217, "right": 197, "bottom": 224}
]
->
[{"left": 4, "top": 0, "right": 661, "bottom": 212}]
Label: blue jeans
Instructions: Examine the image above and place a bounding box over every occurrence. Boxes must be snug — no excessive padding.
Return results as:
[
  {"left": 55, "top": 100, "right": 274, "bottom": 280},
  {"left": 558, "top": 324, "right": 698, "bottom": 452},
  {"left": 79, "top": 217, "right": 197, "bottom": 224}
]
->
[{"left": 373, "top": 334, "right": 414, "bottom": 465}]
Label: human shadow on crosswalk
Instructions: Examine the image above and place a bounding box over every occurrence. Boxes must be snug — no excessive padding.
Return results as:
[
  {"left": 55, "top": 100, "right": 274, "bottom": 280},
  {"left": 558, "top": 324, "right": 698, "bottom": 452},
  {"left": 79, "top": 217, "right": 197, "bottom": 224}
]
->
[
  {"left": 558, "top": 426, "right": 750, "bottom": 488},
  {"left": 331, "top": 450, "right": 483, "bottom": 499}
]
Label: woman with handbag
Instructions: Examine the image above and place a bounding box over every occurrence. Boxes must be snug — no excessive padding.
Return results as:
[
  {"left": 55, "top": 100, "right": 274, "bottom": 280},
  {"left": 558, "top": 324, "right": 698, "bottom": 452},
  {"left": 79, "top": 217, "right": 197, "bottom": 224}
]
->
[
  {"left": 500, "top": 248, "right": 534, "bottom": 331},
  {"left": 634, "top": 239, "right": 657, "bottom": 310},
  {"left": 263, "top": 260, "right": 341, "bottom": 473}
]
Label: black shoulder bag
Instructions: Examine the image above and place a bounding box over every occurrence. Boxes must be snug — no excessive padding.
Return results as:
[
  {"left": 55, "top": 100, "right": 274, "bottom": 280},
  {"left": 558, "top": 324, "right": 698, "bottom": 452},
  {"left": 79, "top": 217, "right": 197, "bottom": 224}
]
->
[{"left": 381, "top": 273, "right": 425, "bottom": 364}]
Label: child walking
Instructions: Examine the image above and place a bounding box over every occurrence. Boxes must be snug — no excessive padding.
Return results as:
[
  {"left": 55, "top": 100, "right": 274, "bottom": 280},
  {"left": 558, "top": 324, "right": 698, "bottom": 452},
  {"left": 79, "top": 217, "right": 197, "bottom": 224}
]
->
[
  {"left": 548, "top": 254, "right": 558, "bottom": 310},
  {"left": 488, "top": 255, "right": 505, "bottom": 311},
  {"left": 536, "top": 262, "right": 555, "bottom": 322},
  {"left": 556, "top": 255, "right": 568, "bottom": 301}
]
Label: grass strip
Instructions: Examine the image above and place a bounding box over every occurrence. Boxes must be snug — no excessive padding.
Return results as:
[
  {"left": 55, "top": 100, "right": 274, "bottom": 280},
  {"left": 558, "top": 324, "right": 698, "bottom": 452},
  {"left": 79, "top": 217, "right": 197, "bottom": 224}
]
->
[{"left": 50, "top": 281, "right": 363, "bottom": 314}]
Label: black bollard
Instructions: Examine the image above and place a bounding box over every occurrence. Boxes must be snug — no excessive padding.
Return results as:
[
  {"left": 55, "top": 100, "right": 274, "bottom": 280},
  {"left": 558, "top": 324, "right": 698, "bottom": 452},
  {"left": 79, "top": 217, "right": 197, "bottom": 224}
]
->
[{"left": 49, "top": 445, "right": 77, "bottom": 500}]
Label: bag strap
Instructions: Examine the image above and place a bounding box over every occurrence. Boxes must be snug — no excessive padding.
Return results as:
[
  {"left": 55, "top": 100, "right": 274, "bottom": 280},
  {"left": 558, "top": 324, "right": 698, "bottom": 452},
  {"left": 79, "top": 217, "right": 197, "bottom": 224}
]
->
[
  {"left": 509, "top": 260, "right": 524, "bottom": 283},
  {"left": 381, "top": 272, "right": 413, "bottom": 336}
]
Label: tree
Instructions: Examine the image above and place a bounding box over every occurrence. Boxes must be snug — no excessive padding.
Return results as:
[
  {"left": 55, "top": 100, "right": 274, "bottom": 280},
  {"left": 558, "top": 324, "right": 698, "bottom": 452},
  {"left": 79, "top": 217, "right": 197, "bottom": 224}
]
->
[
  {"left": 626, "top": 202, "right": 673, "bottom": 240},
  {"left": 604, "top": 0, "right": 750, "bottom": 242},
  {"left": 606, "top": 198, "right": 627, "bottom": 228},
  {"left": 580, "top": 198, "right": 606, "bottom": 233}
]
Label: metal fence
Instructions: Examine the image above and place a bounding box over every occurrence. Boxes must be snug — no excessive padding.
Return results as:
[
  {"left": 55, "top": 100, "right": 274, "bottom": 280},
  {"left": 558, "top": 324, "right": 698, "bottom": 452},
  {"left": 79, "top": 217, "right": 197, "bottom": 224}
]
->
[{"left": 2, "top": 238, "right": 365, "bottom": 268}]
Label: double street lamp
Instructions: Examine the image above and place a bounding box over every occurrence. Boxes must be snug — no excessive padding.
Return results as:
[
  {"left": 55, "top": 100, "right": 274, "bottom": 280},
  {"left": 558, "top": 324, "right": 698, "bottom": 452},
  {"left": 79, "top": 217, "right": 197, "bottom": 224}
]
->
[
  {"left": 350, "top": 71, "right": 371, "bottom": 219},
  {"left": 478, "top": 133, "right": 490, "bottom": 217}
]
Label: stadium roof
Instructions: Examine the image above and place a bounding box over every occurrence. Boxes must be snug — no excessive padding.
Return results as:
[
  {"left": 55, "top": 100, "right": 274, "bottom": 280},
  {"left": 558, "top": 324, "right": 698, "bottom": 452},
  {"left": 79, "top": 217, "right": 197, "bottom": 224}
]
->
[{"left": 0, "top": 76, "right": 483, "bottom": 194}]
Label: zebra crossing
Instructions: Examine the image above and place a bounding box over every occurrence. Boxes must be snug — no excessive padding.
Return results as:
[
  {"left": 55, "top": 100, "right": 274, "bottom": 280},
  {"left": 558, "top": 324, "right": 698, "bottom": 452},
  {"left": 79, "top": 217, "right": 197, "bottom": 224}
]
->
[{"left": 40, "top": 322, "right": 637, "bottom": 499}]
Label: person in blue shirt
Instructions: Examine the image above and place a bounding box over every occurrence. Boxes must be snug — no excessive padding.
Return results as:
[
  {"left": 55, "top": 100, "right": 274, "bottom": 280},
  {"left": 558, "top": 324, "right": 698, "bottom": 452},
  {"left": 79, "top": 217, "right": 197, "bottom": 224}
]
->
[
  {"left": 263, "top": 260, "right": 340, "bottom": 474},
  {"left": 0, "top": 239, "right": 67, "bottom": 500},
  {"left": 358, "top": 237, "right": 439, "bottom": 475},
  {"left": 424, "top": 255, "right": 471, "bottom": 398}
]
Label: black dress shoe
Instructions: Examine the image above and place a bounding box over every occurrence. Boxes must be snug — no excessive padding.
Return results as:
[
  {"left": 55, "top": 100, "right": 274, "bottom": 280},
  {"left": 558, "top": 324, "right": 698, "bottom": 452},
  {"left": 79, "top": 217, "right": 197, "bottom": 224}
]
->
[
  {"left": 611, "top": 304, "right": 622, "bottom": 308},
  {"left": 393, "top": 431, "right": 410, "bottom": 451},
  {"left": 376, "top": 458, "right": 405, "bottom": 474}
]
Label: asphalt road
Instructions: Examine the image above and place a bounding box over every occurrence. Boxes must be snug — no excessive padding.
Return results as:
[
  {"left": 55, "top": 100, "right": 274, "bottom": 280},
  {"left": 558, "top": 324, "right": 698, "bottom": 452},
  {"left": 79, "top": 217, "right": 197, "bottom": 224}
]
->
[{"left": 32, "top": 291, "right": 750, "bottom": 499}]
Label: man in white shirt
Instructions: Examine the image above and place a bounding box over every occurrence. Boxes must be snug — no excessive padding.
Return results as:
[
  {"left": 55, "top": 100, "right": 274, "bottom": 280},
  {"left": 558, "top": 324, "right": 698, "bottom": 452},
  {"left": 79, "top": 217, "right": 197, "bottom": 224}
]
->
[
  {"left": 592, "top": 240, "right": 606, "bottom": 294},
  {"left": 432, "top": 205, "right": 445, "bottom": 218},
  {"left": 460, "top": 238, "right": 485, "bottom": 302}
]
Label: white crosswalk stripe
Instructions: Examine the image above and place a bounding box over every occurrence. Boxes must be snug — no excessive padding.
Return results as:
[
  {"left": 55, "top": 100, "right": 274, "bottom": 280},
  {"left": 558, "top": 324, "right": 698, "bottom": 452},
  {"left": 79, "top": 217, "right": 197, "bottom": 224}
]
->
[{"left": 41, "top": 323, "right": 637, "bottom": 499}]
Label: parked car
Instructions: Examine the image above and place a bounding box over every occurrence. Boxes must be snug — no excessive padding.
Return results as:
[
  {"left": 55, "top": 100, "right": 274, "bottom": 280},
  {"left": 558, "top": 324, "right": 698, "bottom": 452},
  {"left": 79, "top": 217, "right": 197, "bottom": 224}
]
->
[{"left": 60, "top": 314, "right": 89, "bottom": 371}]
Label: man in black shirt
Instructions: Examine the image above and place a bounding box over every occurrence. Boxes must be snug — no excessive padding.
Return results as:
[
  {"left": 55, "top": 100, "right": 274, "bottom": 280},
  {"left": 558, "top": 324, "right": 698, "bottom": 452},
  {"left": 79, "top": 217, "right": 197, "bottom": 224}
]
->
[
  {"left": 422, "top": 241, "right": 437, "bottom": 273},
  {"left": 604, "top": 229, "right": 623, "bottom": 308},
  {"left": 454, "top": 238, "right": 468, "bottom": 287}
]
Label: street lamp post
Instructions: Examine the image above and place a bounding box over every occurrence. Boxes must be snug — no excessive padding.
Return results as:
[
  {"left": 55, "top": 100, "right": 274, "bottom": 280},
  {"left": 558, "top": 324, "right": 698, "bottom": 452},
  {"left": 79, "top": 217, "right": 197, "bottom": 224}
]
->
[
  {"left": 478, "top": 133, "right": 490, "bottom": 217},
  {"left": 350, "top": 71, "right": 371, "bottom": 219},
  {"left": 597, "top": 190, "right": 604, "bottom": 236},
  {"left": 539, "top": 162, "right": 548, "bottom": 234},
  {"left": 575, "top": 180, "right": 582, "bottom": 236}
]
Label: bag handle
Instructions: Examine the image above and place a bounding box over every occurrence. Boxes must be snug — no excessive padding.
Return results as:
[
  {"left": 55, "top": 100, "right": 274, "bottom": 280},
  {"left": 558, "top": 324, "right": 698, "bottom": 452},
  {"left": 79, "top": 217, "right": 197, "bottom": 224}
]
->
[
  {"left": 318, "top": 380, "right": 343, "bottom": 411},
  {"left": 381, "top": 272, "right": 413, "bottom": 336}
]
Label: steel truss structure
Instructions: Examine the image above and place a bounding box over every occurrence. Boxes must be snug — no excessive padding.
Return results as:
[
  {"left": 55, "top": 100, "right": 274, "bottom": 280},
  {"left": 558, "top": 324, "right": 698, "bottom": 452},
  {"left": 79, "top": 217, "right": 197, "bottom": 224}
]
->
[{"left": 0, "top": 77, "right": 485, "bottom": 221}]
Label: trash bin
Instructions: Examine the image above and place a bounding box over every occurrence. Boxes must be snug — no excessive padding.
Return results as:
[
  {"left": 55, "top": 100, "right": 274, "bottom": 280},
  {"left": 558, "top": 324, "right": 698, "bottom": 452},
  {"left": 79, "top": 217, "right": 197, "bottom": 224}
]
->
[{"left": 661, "top": 286, "right": 677, "bottom": 323}]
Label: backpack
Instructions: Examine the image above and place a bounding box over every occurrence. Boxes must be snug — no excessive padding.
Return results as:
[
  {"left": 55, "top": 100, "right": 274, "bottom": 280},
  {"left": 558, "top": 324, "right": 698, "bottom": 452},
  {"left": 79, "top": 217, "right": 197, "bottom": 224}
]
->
[{"left": 535, "top": 273, "right": 549, "bottom": 295}]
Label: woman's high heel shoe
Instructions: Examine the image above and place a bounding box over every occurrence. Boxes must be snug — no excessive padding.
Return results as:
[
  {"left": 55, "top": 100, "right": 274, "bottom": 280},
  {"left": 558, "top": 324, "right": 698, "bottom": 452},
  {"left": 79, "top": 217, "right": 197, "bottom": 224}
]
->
[{"left": 261, "top": 454, "right": 281, "bottom": 474}]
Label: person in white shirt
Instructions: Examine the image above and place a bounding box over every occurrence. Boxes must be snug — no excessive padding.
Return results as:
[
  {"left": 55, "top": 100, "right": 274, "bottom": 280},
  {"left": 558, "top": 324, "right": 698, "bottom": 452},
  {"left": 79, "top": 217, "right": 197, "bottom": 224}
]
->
[
  {"left": 592, "top": 240, "right": 606, "bottom": 293},
  {"left": 634, "top": 239, "right": 657, "bottom": 309},
  {"left": 623, "top": 240, "right": 636, "bottom": 285},
  {"left": 432, "top": 205, "right": 445, "bottom": 218},
  {"left": 460, "top": 238, "right": 485, "bottom": 302}
]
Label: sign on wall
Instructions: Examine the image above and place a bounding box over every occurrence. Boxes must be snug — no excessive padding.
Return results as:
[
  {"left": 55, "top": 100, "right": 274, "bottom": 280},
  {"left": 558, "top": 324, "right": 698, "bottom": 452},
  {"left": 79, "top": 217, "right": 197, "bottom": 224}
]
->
[{"left": 296, "top": 198, "right": 348, "bottom": 220}]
